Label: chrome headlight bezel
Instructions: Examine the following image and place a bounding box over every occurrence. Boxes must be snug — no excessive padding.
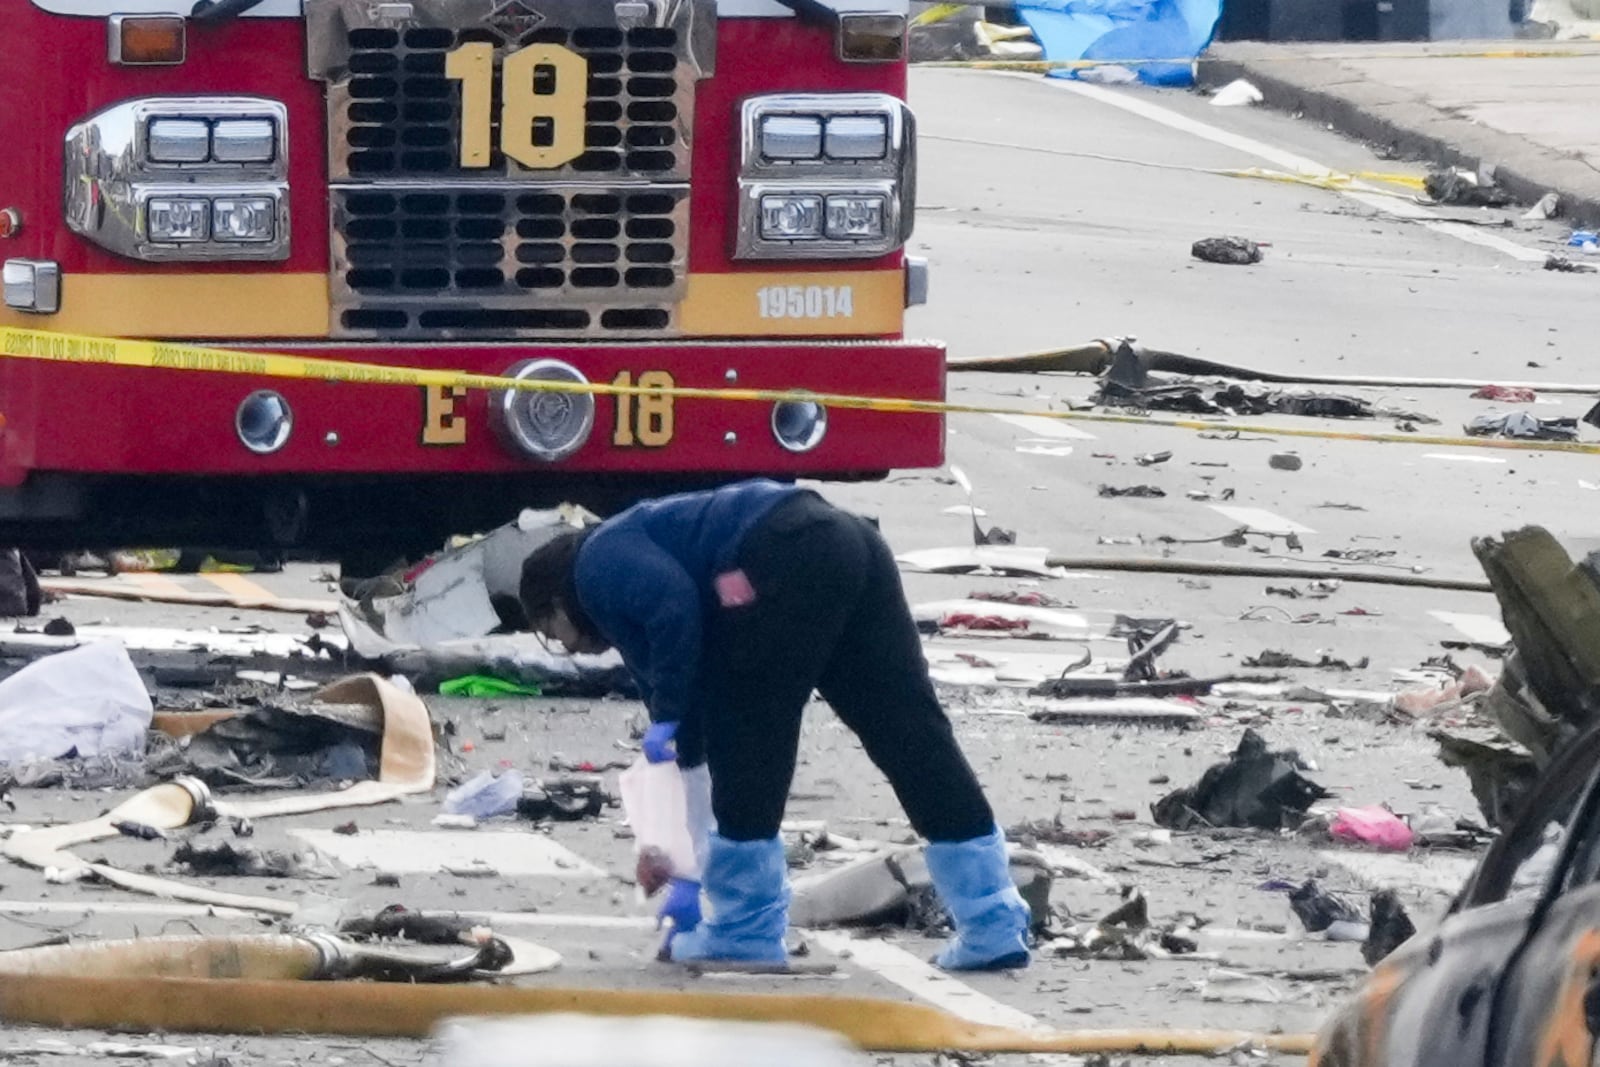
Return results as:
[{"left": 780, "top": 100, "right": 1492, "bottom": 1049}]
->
[
  {"left": 65, "top": 97, "right": 290, "bottom": 263},
  {"left": 736, "top": 93, "right": 915, "bottom": 260}
]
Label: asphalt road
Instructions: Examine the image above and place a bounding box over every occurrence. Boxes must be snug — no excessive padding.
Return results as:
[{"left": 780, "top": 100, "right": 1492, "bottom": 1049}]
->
[{"left": 5, "top": 69, "right": 1595, "bottom": 1066}]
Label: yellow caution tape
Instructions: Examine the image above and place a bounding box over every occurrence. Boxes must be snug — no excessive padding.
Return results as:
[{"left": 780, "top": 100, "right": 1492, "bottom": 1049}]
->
[
  {"left": 911, "top": 2, "right": 968, "bottom": 26},
  {"left": 3, "top": 324, "right": 1598, "bottom": 455}
]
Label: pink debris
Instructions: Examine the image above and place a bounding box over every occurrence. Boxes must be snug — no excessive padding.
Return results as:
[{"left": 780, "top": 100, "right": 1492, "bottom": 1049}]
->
[
  {"left": 1471, "top": 384, "right": 1537, "bottom": 403},
  {"left": 1392, "top": 664, "right": 1495, "bottom": 716},
  {"left": 1330, "top": 806, "right": 1415, "bottom": 852}
]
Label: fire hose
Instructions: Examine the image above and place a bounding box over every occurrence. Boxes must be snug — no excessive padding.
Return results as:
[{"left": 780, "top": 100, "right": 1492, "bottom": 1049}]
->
[{"left": 0, "top": 938, "right": 1317, "bottom": 1056}]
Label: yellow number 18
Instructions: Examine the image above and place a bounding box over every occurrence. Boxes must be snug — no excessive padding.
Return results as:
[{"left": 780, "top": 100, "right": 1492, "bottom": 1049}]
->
[{"left": 443, "top": 42, "right": 589, "bottom": 169}]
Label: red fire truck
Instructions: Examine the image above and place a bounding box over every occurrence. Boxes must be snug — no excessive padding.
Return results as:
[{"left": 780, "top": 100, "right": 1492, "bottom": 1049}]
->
[{"left": 0, "top": 0, "right": 941, "bottom": 568}]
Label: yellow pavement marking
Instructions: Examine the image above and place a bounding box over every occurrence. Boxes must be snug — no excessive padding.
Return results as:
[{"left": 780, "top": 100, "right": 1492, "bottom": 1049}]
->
[
  {"left": 201, "top": 572, "right": 280, "bottom": 605},
  {"left": 121, "top": 571, "right": 193, "bottom": 600}
]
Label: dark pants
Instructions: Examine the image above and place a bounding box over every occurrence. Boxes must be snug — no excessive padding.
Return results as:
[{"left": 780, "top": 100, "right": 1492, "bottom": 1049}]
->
[{"left": 696, "top": 493, "right": 995, "bottom": 844}]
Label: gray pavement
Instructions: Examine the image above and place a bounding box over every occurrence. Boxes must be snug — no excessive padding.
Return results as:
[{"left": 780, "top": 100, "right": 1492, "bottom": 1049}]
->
[
  {"left": 4, "top": 67, "right": 1596, "bottom": 1065},
  {"left": 1200, "top": 41, "right": 1600, "bottom": 223}
]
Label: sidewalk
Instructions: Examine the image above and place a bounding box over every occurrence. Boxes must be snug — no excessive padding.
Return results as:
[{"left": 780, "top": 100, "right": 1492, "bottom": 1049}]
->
[{"left": 1199, "top": 42, "right": 1600, "bottom": 224}]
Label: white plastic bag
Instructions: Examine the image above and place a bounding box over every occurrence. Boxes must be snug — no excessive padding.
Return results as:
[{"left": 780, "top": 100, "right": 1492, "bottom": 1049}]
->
[
  {"left": 618, "top": 757, "right": 701, "bottom": 888},
  {"left": 0, "top": 642, "right": 153, "bottom": 763}
]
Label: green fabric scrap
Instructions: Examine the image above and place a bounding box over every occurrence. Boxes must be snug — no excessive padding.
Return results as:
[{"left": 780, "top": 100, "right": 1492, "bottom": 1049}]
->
[{"left": 438, "top": 675, "right": 543, "bottom": 698}]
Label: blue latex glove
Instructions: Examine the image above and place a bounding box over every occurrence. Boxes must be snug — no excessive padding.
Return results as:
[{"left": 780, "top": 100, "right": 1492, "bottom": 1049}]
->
[
  {"left": 657, "top": 877, "right": 702, "bottom": 938},
  {"left": 642, "top": 721, "right": 679, "bottom": 764}
]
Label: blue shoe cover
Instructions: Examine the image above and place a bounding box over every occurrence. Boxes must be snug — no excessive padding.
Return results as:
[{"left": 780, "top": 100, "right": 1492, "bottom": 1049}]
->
[
  {"left": 669, "top": 832, "right": 789, "bottom": 964},
  {"left": 925, "top": 826, "right": 1031, "bottom": 971}
]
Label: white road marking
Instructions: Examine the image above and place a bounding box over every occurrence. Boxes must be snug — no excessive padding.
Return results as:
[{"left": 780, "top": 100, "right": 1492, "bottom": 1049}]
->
[
  {"left": 1015, "top": 445, "right": 1075, "bottom": 457},
  {"left": 1318, "top": 849, "right": 1479, "bottom": 896},
  {"left": 0, "top": 897, "right": 656, "bottom": 928},
  {"left": 290, "top": 828, "right": 608, "bottom": 878},
  {"left": 810, "top": 931, "right": 1048, "bottom": 1031},
  {"left": 1208, "top": 505, "right": 1315, "bottom": 535},
  {"left": 941, "top": 504, "right": 988, "bottom": 516},
  {"left": 990, "top": 412, "right": 1096, "bottom": 440},
  {"left": 1430, "top": 610, "right": 1512, "bottom": 645},
  {"left": 1045, "top": 78, "right": 1551, "bottom": 265},
  {"left": 1423, "top": 452, "right": 1507, "bottom": 464}
]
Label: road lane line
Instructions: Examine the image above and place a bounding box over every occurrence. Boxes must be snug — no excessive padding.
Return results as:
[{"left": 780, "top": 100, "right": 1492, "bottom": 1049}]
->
[
  {"left": 1423, "top": 452, "right": 1508, "bottom": 464},
  {"left": 0, "top": 898, "right": 658, "bottom": 929},
  {"left": 990, "top": 412, "right": 1096, "bottom": 440},
  {"left": 202, "top": 571, "right": 281, "bottom": 603},
  {"left": 1042, "top": 78, "right": 1550, "bottom": 265},
  {"left": 1208, "top": 505, "right": 1315, "bottom": 535},
  {"left": 1318, "top": 849, "right": 1479, "bottom": 896},
  {"left": 121, "top": 571, "right": 192, "bottom": 599},
  {"left": 810, "top": 931, "right": 1048, "bottom": 1030},
  {"left": 290, "top": 828, "right": 609, "bottom": 878},
  {"left": 1016, "top": 444, "right": 1075, "bottom": 456},
  {"left": 1430, "top": 610, "right": 1512, "bottom": 645}
]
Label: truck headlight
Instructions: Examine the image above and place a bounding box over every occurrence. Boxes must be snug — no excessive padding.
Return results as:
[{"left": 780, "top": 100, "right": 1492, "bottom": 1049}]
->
[
  {"left": 213, "top": 197, "right": 276, "bottom": 242},
  {"left": 737, "top": 94, "right": 914, "bottom": 260},
  {"left": 824, "top": 116, "right": 888, "bottom": 161},
  {"left": 147, "top": 198, "right": 211, "bottom": 242},
  {"left": 146, "top": 118, "right": 210, "bottom": 163},
  {"left": 825, "top": 195, "right": 885, "bottom": 240},
  {"left": 211, "top": 118, "right": 276, "bottom": 163},
  {"left": 66, "top": 97, "right": 289, "bottom": 262},
  {"left": 760, "top": 195, "right": 823, "bottom": 240},
  {"left": 760, "top": 116, "right": 823, "bottom": 161}
]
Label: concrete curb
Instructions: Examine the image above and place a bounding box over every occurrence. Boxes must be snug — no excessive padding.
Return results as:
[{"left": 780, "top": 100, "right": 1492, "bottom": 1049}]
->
[{"left": 1197, "top": 47, "right": 1600, "bottom": 227}]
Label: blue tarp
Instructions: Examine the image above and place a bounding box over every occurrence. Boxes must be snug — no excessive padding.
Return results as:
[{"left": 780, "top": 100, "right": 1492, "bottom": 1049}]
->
[{"left": 1017, "top": 0, "right": 1221, "bottom": 86}]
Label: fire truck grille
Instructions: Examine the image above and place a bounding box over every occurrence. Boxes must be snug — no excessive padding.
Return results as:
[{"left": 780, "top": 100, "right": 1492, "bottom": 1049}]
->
[
  {"left": 331, "top": 185, "right": 688, "bottom": 338},
  {"left": 338, "top": 25, "right": 689, "bottom": 181}
]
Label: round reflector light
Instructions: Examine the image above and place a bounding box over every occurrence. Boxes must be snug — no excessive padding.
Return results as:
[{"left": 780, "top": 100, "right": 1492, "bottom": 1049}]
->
[
  {"left": 235, "top": 390, "right": 292, "bottom": 454},
  {"left": 492, "top": 359, "right": 595, "bottom": 462},
  {"left": 771, "top": 399, "right": 828, "bottom": 453}
]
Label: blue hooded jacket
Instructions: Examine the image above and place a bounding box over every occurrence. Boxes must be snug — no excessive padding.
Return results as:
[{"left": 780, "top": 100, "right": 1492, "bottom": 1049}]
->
[{"left": 573, "top": 479, "right": 800, "bottom": 725}]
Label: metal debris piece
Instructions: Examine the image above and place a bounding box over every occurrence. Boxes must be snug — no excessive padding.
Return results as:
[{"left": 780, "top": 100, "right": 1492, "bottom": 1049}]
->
[{"left": 1192, "top": 236, "right": 1263, "bottom": 265}]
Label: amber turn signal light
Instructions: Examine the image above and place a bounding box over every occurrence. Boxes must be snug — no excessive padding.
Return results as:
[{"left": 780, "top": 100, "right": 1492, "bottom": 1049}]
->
[{"left": 108, "top": 15, "right": 187, "bottom": 65}]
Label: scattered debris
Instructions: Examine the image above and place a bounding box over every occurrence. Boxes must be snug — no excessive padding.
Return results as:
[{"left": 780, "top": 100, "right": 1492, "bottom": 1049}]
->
[
  {"left": 1522, "top": 192, "right": 1560, "bottom": 220},
  {"left": 1287, "top": 880, "right": 1366, "bottom": 937},
  {"left": 0, "top": 642, "right": 152, "bottom": 764},
  {"left": 1152, "top": 730, "right": 1330, "bottom": 831},
  {"left": 1046, "top": 890, "right": 1201, "bottom": 962},
  {"left": 969, "top": 590, "right": 1065, "bottom": 608},
  {"left": 1099, "top": 485, "right": 1166, "bottom": 498},
  {"left": 1543, "top": 254, "right": 1598, "bottom": 274},
  {"left": 1392, "top": 664, "right": 1495, "bottom": 716},
  {"left": 1192, "top": 236, "right": 1263, "bottom": 265},
  {"left": 444, "top": 770, "right": 525, "bottom": 820},
  {"left": 1210, "top": 78, "right": 1263, "bottom": 107},
  {"left": 171, "top": 840, "right": 335, "bottom": 879},
  {"left": 1268, "top": 452, "right": 1303, "bottom": 472},
  {"left": 1471, "top": 385, "right": 1538, "bottom": 403},
  {"left": 1424, "top": 167, "right": 1512, "bottom": 207},
  {"left": 438, "top": 675, "right": 543, "bottom": 698},
  {"left": 1243, "top": 650, "right": 1369, "bottom": 671},
  {"left": 112, "top": 820, "right": 166, "bottom": 841},
  {"left": 518, "top": 776, "right": 609, "bottom": 821},
  {"left": 1329, "top": 806, "right": 1415, "bottom": 852},
  {"left": 1362, "top": 889, "right": 1417, "bottom": 966},
  {"left": 939, "top": 613, "right": 1030, "bottom": 633},
  {"left": 1465, "top": 411, "right": 1578, "bottom": 441},
  {"left": 1006, "top": 818, "right": 1113, "bottom": 849},
  {"left": 1135, "top": 451, "right": 1173, "bottom": 467}
]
